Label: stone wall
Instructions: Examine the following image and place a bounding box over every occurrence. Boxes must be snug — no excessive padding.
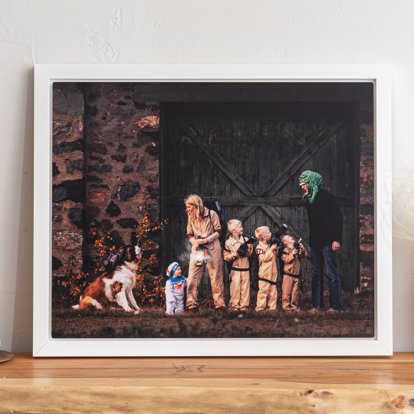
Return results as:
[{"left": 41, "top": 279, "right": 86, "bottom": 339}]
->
[
  {"left": 82, "top": 83, "right": 159, "bottom": 267},
  {"left": 52, "top": 83, "right": 160, "bottom": 275},
  {"left": 359, "top": 102, "right": 375, "bottom": 291},
  {"left": 52, "top": 84, "right": 85, "bottom": 276}
]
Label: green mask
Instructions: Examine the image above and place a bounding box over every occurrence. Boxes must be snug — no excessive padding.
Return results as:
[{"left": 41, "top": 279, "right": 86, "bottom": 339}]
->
[{"left": 299, "top": 170, "right": 323, "bottom": 204}]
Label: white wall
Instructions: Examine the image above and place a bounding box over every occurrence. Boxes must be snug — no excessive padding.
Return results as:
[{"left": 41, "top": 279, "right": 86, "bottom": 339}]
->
[{"left": 0, "top": 0, "right": 412, "bottom": 352}]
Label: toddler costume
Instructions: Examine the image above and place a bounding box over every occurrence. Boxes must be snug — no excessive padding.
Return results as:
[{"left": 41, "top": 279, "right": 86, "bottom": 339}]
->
[
  {"left": 280, "top": 245, "right": 307, "bottom": 311},
  {"left": 165, "top": 262, "right": 187, "bottom": 315},
  {"left": 255, "top": 241, "right": 278, "bottom": 311},
  {"left": 223, "top": 235, "right": 252, "bottom": 311}
]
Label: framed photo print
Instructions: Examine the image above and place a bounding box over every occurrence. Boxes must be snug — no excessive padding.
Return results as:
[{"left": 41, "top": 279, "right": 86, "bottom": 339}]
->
[{"left": 33, "top": 64, "right": 392, "bottom": 356}]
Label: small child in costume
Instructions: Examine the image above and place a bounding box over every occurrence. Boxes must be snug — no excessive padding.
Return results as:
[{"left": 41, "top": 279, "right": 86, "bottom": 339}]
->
[
  {"left": 280, "top": 235, "right": 308, "bottom": 311},
  {"left": 223, "top": 219, "right": 253, "bottom": 311},
  {"left": 165, "top": 262, "right": 187, "bottom": 316},
  {"left": 254, "top": 226, "right": 279, "bottom": 312}
]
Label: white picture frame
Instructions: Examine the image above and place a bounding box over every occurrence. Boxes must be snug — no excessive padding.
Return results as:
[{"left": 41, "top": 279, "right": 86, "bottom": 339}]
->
[{"left": 33, "top": 64, "right": 392, "bottom": 357}]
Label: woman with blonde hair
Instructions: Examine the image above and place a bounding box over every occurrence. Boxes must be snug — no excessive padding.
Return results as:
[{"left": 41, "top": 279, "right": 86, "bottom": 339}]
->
[{"left": 184, "top": 194, "right": 225, "bottom": 311}]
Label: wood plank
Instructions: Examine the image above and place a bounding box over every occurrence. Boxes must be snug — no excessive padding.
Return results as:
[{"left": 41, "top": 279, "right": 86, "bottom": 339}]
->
[
  {"left": 164, "top": 195, "right": 354, "bottom": 207},
  {"left": 1, "top": 353, "right": 414, "bottom": 383},
  {"left": 262, "top": 121, "right": 345, "bottom": 196},
  {"left": 133, "top": 83, "right": 373, "bottom": 103},
  {"left": 1, "top": 354, "right": 414, "bottom": 413},
  {"left": 261, "top": 204, "right": 303, "bottom": 239},
  {"left": 238, "top": 205, "right": 259, "bottom": 223},
  {"left": 1, "top": 382, "right": 414, "bottom": 414},
  {"left": 175, "top": 122, "right": 257, "bottom": 196}
]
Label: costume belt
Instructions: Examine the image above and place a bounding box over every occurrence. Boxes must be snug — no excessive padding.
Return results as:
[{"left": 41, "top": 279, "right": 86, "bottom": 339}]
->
[
  {"left": 284, "top": 271, "right": 301, "bottom": 278},
  {"left": 258, "top": 277, "right": 277, "bottom": 286}
]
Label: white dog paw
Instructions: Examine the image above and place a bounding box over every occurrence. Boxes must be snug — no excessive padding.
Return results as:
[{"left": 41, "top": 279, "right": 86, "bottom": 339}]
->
[{"left": 133, "top": 309, "right": 140, "bottom": 315}]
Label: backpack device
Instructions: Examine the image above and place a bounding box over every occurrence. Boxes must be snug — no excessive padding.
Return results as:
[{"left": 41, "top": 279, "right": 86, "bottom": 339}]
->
[{"left": 203, "top": 199, "right": 227, "bottom": 247}]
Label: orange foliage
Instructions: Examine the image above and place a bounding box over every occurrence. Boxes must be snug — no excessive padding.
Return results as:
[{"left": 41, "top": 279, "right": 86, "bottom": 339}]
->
[{"left": 55, "top": 203, "right": 167, "bottom": 308}]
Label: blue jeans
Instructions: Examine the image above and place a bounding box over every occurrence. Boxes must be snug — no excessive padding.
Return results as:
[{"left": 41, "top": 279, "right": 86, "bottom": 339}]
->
[{"left": 310, "top": 245, "right": 344, "bottom": 309}]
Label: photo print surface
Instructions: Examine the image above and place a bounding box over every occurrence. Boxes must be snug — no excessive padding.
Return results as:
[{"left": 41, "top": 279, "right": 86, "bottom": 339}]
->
[{"left": 51, "top": 82, "right": 374, "bottom": 339}]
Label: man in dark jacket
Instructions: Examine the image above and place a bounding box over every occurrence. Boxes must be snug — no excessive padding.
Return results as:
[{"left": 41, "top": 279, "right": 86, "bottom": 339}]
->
[{"left": 299, "top": 170, "right": 344, "bottom": 311}]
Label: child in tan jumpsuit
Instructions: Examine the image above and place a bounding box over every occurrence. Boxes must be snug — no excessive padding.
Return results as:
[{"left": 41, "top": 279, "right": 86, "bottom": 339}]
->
[
  {"left": 185, "top": 194, "right": 226, "bottom": 311},
  {"left": 254, "top": 226, "right": 279, "bottom": 312},
  {"left": 280, "top": 235, "right": 308, "bottom": 311},
  {"left": 223, "top": 219, "right": 253, "bottom": 311}
]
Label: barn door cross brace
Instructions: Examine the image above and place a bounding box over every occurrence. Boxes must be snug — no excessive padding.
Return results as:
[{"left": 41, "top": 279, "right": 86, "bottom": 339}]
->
[
  {"left": 262, "top": 120, "right": 345, "bottom": 196},
  {"left": 175, "top": 119, "right": 345, "bottom": 235},
  {"left": 175, "top": 123, "right": 257, "bottom": 197}
]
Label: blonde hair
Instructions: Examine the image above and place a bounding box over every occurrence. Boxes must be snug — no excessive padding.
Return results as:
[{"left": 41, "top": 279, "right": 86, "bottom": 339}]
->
[
  {"left": 255, "top": 226, "right": 270, "bottom": 241},
  {"left": 184, "top": 194, "right": 204, "bottom": 222},
  {"left": 227, "top": 219, "right": 242, "bottom": 233},
  {"left": 281, "top": 234, "right": 290, "bottom": 245}
]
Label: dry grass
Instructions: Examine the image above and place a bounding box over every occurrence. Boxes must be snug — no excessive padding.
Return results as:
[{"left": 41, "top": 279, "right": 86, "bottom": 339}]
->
[{"left": 52, "top": 291, "right": 374, "bottom": 339}]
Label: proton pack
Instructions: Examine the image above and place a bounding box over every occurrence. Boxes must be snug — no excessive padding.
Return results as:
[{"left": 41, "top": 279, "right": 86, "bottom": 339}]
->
[{"left": 203, "top": 199, "right": 227, "bottom": 247}]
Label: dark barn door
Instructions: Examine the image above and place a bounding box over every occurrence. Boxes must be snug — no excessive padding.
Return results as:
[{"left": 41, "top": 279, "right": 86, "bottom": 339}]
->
[{"left": 161, "top": 102, "right": 359, "bottom": 291}]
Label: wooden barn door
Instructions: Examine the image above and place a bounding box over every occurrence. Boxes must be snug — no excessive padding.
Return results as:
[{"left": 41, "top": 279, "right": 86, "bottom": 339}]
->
[{"left": 160, "top": 102, "right": 359, "bottom": 291}]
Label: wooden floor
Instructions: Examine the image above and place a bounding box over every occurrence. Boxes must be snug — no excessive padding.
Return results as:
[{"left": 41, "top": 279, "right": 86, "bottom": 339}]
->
[{"left": 1, "top": 353, "right": 414, "bottom": 413}]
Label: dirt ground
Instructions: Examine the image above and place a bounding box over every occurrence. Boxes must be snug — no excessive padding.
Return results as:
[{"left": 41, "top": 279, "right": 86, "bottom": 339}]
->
[{"left": 52, "top": 291, "right": 374, "bottom": 338}]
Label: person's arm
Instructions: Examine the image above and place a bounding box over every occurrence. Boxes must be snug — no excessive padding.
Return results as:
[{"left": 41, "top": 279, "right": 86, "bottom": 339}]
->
[
  {"left": 165, "top": 280, "right": 173, "bottom": 302},
  {"left": 187, "top": 220, "right": 196, "bottom": 245},
  {"left": 223, "top": 241, "right": 237, "bottom": 262},
  {"left": 259, "top": 247, "right": 275, "bottom": 263},
  {"left": 281, "top": 249, "right": 295, "bottom": 264},
  {"left": 203, "top": 210, "right": 221, "bottom": 244},
  {"left": 299, "top": 243, "right": 309, "bottom": 258},
  {"left": 246, "top": 243, "right": 254, "bottom": 258},
  {"left": 205, "top": 232, "right": 219, "bottom": 243},
  {"left": 187, "top": 220, "right": 206, "bottom": 247}
]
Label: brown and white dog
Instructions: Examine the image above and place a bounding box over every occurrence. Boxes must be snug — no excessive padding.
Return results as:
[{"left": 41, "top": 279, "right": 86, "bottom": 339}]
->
[{"left": 72, "top": 245, "right": 141, "bottom": 313}]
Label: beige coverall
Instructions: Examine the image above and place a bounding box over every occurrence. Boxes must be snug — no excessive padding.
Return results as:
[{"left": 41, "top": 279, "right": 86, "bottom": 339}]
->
[
  {"left": 281, "top": 247, "right": 308, "bottom": 311},
  {"left": 186, "top": 208, "right": 225, "bottom": 309},
  {"left": 223, "top": 236, "right": 253, "bottom": 311},
  {"left": 255, "top": 241, "right": 278, "bottom": 311}
]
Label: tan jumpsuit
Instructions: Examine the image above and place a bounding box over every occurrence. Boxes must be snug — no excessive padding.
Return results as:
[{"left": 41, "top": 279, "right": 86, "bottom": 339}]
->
[
  {"left": 281, "top": 247, "right": 308, "bottom": 311},
  {"left": 186, "top": 208, "right": 225, "bottom": 309},
  {"left": 255, "top": 241, "right": 278, "bottom": 311},
  {"left": 223, "top": 236, "right": 253, "bottom": 311}
]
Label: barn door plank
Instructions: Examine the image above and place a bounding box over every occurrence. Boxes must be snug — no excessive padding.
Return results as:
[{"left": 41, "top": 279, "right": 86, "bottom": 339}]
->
[
  {"left": 260, "top": 204, "right": 302, "bottom": 240},
  {"left": 238, "top": 205, "right": 259, "bottom": 223},
  {"left": 262, "top": 120, "right": 345, "bottom": 196},
  {"left": 175, "top": 122, "right": 257, "bottom": 196}
]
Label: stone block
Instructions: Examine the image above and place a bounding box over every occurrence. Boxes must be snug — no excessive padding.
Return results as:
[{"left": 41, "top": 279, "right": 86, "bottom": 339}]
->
[
  {"left": 53, "top": 231, "right": 83, "bottom": 250},
  {"left": 117, "top": 218, "right": 138, "bottom": 229},
  {"left": 116, "top": 181, "right": 140, "bottom": 201},
  {"left": 68, "top": 207, "right": 84, "bottom": 229},
  {"left": 54, "top": 139, "right": 83, "bottom": 155},
  {"left": 53, "top": 179, "right": 84, "bottom": 203},
  {"left": 106, "top": 201, "right": 121, "bottom": 217},
  {"left": 53, "top": 85, "right": 84, "bottom": 116},
  {"left": 66, "top": 158, "right": 84, "bottom": 174}
]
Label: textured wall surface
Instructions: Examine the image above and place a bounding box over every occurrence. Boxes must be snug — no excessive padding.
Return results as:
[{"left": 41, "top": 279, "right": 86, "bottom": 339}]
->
[
  {"left": 51, "top": 83, "right": 160, "bottom": 276},
  {"left": 359, "top": 101, "right": 375, "bottom": 291},
  {"left": 52, "top": 85, "right": 85, "bottom": 275},
  {"left": 83, "top": 83, "right": 159, "bottom": 257},
  {"left": 0, "top": 0, "right": 412, "bottom": 352}
]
